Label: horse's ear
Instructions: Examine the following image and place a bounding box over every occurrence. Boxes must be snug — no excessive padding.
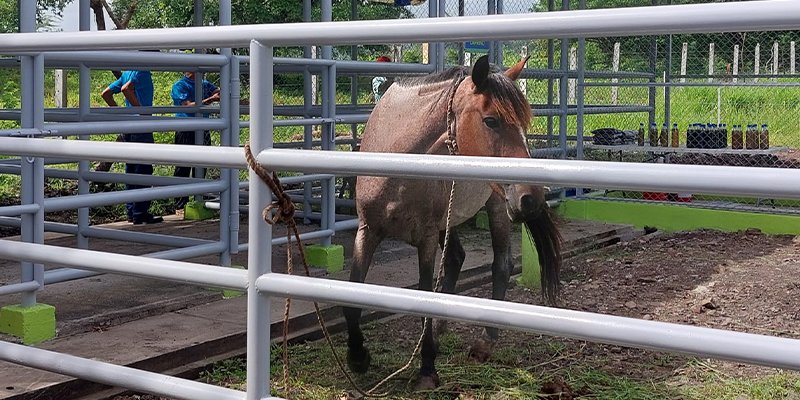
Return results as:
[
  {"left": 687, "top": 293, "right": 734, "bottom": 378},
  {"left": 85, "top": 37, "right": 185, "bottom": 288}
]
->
[
  {"left": 504, "top": 55, "right": 530, "bottom": 81},
  {"left": 471, "top": 55, "right": 490, "bottom": 91}
]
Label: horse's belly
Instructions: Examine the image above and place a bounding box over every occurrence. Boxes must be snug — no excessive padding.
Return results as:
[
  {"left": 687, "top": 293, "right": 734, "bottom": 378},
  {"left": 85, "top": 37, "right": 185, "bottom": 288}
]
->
[{"left": 438, "top": 183, "right": 493, "bottom": 230}]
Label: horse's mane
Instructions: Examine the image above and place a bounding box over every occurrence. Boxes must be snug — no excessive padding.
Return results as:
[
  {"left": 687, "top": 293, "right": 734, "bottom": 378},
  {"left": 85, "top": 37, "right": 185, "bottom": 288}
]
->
[{"left": 396, "top": 64, "right": 532, "bottom": 129}]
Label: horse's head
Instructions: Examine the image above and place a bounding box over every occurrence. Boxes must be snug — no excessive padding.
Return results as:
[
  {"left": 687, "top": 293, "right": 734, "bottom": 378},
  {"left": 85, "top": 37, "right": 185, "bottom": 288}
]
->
[
  {"left": 452, "top": 54, "right": 531, "bottom": 159},
  {"left": 451, "top": 55, "right": 545, "bottom": 221}
]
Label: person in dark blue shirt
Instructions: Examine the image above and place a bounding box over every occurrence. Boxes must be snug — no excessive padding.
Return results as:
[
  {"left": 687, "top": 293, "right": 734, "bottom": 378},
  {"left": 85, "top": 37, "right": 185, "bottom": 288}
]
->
[
  {"left": 101, "top": 70, "right": 163, "bottom": 225},
  {"left": 170, "top": 71, "right": 220, "bottom": 210}
]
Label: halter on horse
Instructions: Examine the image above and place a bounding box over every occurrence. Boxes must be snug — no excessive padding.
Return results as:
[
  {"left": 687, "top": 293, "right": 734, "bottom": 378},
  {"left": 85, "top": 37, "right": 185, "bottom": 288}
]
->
[{"left": 345, "top": 55, "right": 562, "bottom": 389}]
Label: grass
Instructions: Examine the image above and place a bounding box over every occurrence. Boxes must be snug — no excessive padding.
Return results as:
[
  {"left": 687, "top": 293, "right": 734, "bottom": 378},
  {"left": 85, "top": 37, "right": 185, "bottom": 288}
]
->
[{"left": 196, "top": 317, "right": 800, "bottom": 399}]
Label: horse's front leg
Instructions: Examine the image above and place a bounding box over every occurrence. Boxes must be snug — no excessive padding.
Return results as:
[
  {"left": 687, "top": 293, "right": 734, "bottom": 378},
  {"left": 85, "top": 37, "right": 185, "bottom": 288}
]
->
[
  {"left": 416, "top": 235, "right": 441, "bottom": 390},
  {"left": 344, "top": 224, "right": 382, "bottom": 373},
  {"left": 432, "top": 229, "right": 466, "bottom": 337},
  {"left": 470, "top": 192, "right": 513, "bottom": 362}
]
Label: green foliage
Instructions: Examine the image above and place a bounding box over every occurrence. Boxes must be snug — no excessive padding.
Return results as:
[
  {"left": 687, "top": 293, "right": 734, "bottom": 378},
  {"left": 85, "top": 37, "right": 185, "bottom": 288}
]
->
[{"left": 0, "top": 0, "right": 74, "bottom": 33}]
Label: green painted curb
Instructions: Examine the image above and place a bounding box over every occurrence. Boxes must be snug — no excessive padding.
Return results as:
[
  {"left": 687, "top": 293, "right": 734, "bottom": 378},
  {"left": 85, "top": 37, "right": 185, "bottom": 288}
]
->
[
  {"left": 0, "top": 304, "right": 56, "bottom": 345},
  {"left": 560, "top": 198, "right": 800, "bottom": 235},
  {"left": 184, "top": 200, "right": 216, "bottom": 221},
  {"left": 305, "top": 244, "right": 345, "bottom": 273},
  {"left": 517, "top": 224, "right": 542, "bottom": 290},
  {"left": 474, "top": 210, "right": 490, "bottom": 231}
]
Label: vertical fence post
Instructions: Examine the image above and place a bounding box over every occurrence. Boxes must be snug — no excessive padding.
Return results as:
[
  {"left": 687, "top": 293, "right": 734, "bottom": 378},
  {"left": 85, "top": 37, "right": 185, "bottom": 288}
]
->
[
  {"left": 54, "top": 70, "right": 67, "bottom": 108},
  {"left": 791, "top": 41, "right": 796, "bottom": 75},
  {"left": 733, "top": 44, "right": 740, "bottom": 83},
  {"left": 464, "top": 52, "right": 471, "bottom": 67},
  {"left": 680, "top": 42, "right": 687, "bottom": 83},
  {"left": 754, "top": 43, "right": 760, "bottom": 82},
  {"left": 707, "top": 42, "right": 715, "bottom": 83},
  {"left": 611, "top": 41, "right": 620, "bottom": 105},
  {"left": 246, "top": 39, "right": 274, "bottom": 400},
  {"left": 772, "top": 41, "right": 779, "bottom": 81},
  {"left": 568, "top": 45, "right": 577, "bottom": 104}
]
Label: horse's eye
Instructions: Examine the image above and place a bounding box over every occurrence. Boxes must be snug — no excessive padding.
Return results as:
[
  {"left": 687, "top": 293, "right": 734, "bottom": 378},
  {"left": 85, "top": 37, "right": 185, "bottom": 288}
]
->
[{"left": 483, "top": 117, "right": 500, "bottom": 129}]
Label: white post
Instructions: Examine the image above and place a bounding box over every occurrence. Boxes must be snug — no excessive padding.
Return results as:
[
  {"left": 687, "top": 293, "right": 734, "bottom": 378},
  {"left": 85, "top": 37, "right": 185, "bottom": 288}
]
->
[
  {"left": 707, "top": 42, "right": 715, "bottom": 83},
  {"left": 519, "top": 46, "right": 528, "bottom": 97},
  {"left": 568, "top": 45, "right": 577, "bottom": 104},
  {"left": 311, "top": 46, "right": 318, "bottom": 105},
  {"left": 791, "top": 41, "right": 796, "bottom": 75},
  {"left": 733, "top": 44, "right": 740, "bottom": 83},
  {"left": 422, "top": 43, "right": 429, "bottom": 65},
  {"left": 54, "top": 69, "right": 67, "bottom": 108},
  {"left": 464, "top": 52, "right": 471, "bottom": 67},
  {"left": 393, "top": 45, "right": 403, "bottom": 64},
  {"left": 754, "top": 43, "right": 760, "bottom": 82},
  {"left": 611, "top": 42, "right": 620, "bottom": 105},
  {"left": 772, "top": 41, "right": 779, "bottom": 81},
  {"left": 680, "top": 42, "right": 688, "bottom": 83}
]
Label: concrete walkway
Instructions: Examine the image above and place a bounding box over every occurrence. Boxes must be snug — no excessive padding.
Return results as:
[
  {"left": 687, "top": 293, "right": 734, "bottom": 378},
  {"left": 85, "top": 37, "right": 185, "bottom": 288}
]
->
[{"left": 0, "top": 215, "right": 636, "bottom": 399}]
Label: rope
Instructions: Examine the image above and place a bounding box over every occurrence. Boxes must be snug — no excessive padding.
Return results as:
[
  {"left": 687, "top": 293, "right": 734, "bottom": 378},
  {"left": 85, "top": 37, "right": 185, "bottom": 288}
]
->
[{"left": 244, "top": 143, "right": 378, "bottom": 399}]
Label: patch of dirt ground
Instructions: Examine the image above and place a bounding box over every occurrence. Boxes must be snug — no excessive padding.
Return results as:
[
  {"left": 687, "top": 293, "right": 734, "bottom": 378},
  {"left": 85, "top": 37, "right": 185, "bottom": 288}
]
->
[{"left": 111, "top": 228, "right": 800, "bottom": 399}]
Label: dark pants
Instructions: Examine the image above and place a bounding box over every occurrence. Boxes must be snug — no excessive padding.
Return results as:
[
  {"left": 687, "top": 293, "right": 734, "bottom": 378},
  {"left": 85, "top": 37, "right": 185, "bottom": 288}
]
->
[
  {"left": 173, "top": 130, "right": 211, "bottom": 209},
  {"left": 124, "top": 133, "right": 154, "bottom": 221}
]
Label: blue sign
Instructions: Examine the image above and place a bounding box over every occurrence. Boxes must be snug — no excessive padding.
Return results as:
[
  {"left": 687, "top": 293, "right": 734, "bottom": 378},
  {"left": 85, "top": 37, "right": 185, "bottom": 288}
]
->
[{"left": 464, "top": 41, "right": 490, "bottom": 54}]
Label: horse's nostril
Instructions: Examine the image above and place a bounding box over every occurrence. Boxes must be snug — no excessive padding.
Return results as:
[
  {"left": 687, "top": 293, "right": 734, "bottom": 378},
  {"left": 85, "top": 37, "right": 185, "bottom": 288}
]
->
[{"left": 520, "top": 194, "right": 536, "bottom": 210}]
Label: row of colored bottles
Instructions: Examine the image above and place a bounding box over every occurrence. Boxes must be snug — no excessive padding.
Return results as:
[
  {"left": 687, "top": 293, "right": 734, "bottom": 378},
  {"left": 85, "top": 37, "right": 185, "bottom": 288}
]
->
[
  {"left": 637, "top": 122, "right": 770, "bottom": 150},
  {"left": 732, "top": 124, "right": 770, "bottom": 150},
  {"left": 638, "top": 122, "right": 679, "bottom": 148}
]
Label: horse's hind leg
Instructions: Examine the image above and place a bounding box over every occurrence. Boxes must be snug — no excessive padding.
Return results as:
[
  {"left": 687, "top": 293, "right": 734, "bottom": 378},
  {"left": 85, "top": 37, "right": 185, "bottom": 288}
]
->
[
  {"left": 416, "top": 235, "right": 442, "bottom": 390},
  {"left": 433, "top": 229, "right": 466, "bottom": 336},
  {"left": 470, "top": 192, "right": 513, "bottom": 362},
  {"left": 344, "top": 223, "right": 382, "bottom": 373}
]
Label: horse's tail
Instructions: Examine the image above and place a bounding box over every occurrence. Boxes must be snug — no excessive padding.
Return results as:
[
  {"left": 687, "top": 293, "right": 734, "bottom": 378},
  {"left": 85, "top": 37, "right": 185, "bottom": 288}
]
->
[{"left": 524, "top": 206, "right": 562, "bottom": 307}]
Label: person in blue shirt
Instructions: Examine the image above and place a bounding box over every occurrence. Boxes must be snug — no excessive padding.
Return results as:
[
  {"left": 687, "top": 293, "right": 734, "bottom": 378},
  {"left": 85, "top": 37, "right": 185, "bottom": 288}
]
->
[
  {"left": 101, "top": 69, "right": 163, "bottom": 225},
  {"left": 170, "top": 71, "right": 221, "bottom": 210}
]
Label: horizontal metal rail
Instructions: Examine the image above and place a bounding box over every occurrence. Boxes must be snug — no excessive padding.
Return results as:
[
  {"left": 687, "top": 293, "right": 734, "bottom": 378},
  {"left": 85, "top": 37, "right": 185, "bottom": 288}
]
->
[
  {"left": 0, "top": 241, "right": 247, "bottom": 290},
  {"left": 256, "top": 148, "right": 800, "bottom": 200},
  {"left": 1, "top": 1, "right": 799, "bottom": 50},
  {"left": 0, "top": 341, "right": 246, "bottom": 400},
  {"left": 255, "top": 273, "right": 800, "bottom": 371}
]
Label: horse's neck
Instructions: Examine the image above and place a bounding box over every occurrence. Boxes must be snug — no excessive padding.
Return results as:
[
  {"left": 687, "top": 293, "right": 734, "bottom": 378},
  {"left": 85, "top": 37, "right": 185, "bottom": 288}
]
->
[{"left": 364, "top": 81, "right": 452, "bottom": 155}]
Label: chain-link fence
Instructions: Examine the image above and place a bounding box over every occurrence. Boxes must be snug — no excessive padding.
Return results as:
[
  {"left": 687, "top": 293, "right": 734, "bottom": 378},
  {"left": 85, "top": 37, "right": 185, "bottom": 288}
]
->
[{"left": 263, "top": 0, "right": 800, "bottom": 213}]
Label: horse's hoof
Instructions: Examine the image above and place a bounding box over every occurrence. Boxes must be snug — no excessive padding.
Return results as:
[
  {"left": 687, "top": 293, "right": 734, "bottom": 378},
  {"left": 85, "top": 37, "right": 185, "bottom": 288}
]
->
[
  {"left": 468, "top": 338, "right": 495, "bottom": 362},
  {"left": 346, "top": 347, "right": 371, "bottom": 373},
  {"left": 414, "top": 373, "right": 440, "bottom": 391}
]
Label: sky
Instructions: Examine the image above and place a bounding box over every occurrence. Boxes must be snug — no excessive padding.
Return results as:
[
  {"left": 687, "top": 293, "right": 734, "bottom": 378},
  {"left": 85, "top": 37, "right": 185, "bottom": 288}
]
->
[{"left": 53, "top": 0, "right": 113, "bottom": 32}]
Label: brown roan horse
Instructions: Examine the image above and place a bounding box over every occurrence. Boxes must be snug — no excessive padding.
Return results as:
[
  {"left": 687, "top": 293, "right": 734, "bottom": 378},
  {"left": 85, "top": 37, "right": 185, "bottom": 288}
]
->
[{"left": 344, "top": 55, "right": 562, "bottom": 389}]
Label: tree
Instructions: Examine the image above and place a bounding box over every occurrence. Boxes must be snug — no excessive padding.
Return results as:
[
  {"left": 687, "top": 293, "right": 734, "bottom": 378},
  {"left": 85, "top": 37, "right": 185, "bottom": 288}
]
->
[{"left": 0, "top": 0, "right": 74, "bottom": 33}]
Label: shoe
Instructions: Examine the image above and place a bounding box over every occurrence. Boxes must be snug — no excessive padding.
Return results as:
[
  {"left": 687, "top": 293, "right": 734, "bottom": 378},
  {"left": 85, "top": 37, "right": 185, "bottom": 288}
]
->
[
  {"left": 175, "top": 208, "right": 185, "bottom": 218},
  {"left": 132, "top": 215, "right": 164, "bottom": 225}
]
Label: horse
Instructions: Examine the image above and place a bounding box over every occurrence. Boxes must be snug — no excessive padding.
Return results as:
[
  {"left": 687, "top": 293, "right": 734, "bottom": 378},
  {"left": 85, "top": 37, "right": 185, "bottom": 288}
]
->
[{"left": 344, "top": 55, "right": 562, "bottom": 390}]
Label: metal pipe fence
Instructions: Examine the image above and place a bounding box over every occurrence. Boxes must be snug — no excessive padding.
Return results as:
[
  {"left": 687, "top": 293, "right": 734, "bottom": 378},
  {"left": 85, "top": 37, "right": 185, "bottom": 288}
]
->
[{"left": 1, "top": 1, "right": 800, "bottom": 399}]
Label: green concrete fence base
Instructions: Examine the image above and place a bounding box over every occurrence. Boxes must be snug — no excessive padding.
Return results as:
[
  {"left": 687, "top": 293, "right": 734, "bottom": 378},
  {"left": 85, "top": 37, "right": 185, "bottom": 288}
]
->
[
  {"left": 0, "top": 303, "right": 56, "bottom": 345},
  {"left": 560, "top": 198, "right": 800, "bottom": 235},
  {"left": 517, "top": 224, "right": 542, "bottom": 290},
  {"left": 183, "top": 199, "right": 216, "bottom": 221},
  {"left": 305, "top": 244, "right": 345, "bottom": 273}
]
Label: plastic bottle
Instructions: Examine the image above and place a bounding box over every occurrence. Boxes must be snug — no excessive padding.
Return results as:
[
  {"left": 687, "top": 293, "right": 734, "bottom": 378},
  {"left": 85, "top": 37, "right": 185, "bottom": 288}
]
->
[
  {"left": 731, "top": 124, "right": 743, "bottom": 149},
  {"left": 660, "top": 123, "right": 669, "bottom": 147},
  {"left": 648, "top": 123, "right": 658, "bottom": 147},
  {"left": 746, "top": 124, "right": 758, "bottom": 149},
  {"left": 671, "top": 123, "right": 679, "bottom": 147},
  {"left": 637, "top": 122, "right": 645, "bottom": 146},
  {"left": 759, "top": 124, "right": 769, "bottom": 150}
]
